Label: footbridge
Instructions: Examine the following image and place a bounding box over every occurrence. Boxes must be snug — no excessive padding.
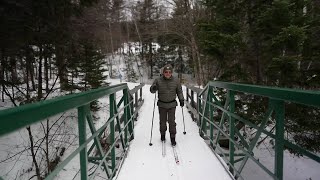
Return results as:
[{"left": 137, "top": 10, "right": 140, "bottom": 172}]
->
[{"left": 0, "top": 81, "right": 319, "bottom": 180}]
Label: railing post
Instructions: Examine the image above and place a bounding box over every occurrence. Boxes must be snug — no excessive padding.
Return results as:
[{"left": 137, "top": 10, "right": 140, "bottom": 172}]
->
[
  {"left": 109, "top": 93, "right": 116, "bottom": 171},
  {"left": 139, "top": 86, "right": 143, "bottom": 101},
  {"left": 199, "top": 88, "right": 210, "bottom": 137},
  {"left": 209, "top": 87, "right": 214, "bottom": 148},
  {"left": 135, "top": 92, "right": 138, "bottom": 110},
  {"left": 228, "top": 90, "right": 235, "bottom": 174},
  {"left": 197, "top": 92, "right": 201, "bottom": 127},
  {"left": 125, "top": 88, "right": 134, "bottom": 140},
  {"left": 129, "top": 94, "right": 134, "bottom": 122},
  {"left": 274, "top": 99, "right": 285, "bottom": 180},
  {"left": 123, "top": 90, "right": 129, "bottom": 145},
  {"left": 186, "top": 87, "right": 189, "bottom": 102},
  {"left": 191, "top": 90, "right": 195, "bottom": 121},
  {"left": 78, "top": 105, "right": 88, "bottom": 180}
]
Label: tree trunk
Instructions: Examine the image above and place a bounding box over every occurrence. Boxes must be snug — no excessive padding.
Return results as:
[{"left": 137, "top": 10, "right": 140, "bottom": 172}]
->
[
  {"left": 1, "top": 48, "right": 5, "bottom": 102},
  {"left": 38, "top": 47, "right": 43, "bottom": 101},
  {"left": 255, "top": 42, "right": 262, "bottom": 84},
  {"left": 45, "top": 56, "right": 49, "bottom": 93},
  {"left": 178, "top": 46, "right": 183, "bottom": 82},
  {"left": 10, "top": 56, "right": 18, "bottom": 83},
  {"left": 247, "top": 0, "right": 262, "bottom": 84},
  {"left": 108, "top": 21, "right": 114, "bottom": 78},
  {"left": 49, "top": 57, "right": 52, "bottom": 79},
  {"left": 149, "top": 42, "right": 153, "bottom": 79},
  {"left": 55, "top": 44, "right": 68, "bottom": 90},
  {"left": 11, "top": 86, "right": 14, "bottom": 100},
  {"left": 184, "top": 0, "right": 202, "bottom": 86},
  {"left": 191, "top": 35, "right": 201, "bottom": 86},
  {"left": 25, "top": 54, "right": 30, "bottom": 100},
  {"left": 29, "top": 59, "right": 36, "bottom": 91},
  {"left": 26, "top": 126, "right": 42, "bottom": 180}
]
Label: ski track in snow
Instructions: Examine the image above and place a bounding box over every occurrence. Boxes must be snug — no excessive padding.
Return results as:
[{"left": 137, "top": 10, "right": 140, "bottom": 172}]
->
[{"left": 116, "top": 84, "right": 232, "bottom": 180}]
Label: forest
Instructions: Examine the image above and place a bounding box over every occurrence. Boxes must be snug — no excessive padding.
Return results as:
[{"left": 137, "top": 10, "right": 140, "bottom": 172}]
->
[{"left": 0, "top": 0, "right": 319, "bottom": 179}]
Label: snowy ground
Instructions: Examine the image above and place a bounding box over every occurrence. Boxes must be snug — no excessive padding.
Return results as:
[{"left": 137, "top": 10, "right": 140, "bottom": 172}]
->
[{"left": 115, "top": 83, "right": 233, "bottom": 180}]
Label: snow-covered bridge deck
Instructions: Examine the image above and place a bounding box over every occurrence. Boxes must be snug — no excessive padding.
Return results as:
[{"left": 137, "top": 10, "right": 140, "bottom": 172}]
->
[{"left": 116, "top": 85, "right": 233, "bottom": 180}]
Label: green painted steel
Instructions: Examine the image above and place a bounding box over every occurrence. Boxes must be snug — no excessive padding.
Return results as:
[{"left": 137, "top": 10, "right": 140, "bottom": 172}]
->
[
  {"left": 274, "top": 100, "right": 285, "bottom": 180},
  {"left": 228, "top": 90, "right": 235, "bottom": 175},
  {"left": 109, "top": 93, "right": 116, "bottom": 173},
  {"left": 186, "top": 81, "right": 320, "bottom": 180},
  {"left": 0, "top": 83, "right": 145, "bottom": 180},
  {"left": 86, "top": 107, "right": 111, "bottom": 177},
  {"left": 209, "top": 81, "right": 320, "bottom": 107},
  {"left": 78, "top": 105, "right": 89, "bottom": 179},
  {"left": 0, "top": 83, "right": 127, "bottom": 136}
]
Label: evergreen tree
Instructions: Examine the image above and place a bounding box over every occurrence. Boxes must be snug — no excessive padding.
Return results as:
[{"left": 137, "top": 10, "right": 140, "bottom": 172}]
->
[
  {"left": 198, "top": 0, "right": 245, "bottom": 83},
  {"left": 198, "top": 0, "right": 320, "bottom": 155},
  {"left": 78, "top": 41, "right": 107, "bottom": 90}
]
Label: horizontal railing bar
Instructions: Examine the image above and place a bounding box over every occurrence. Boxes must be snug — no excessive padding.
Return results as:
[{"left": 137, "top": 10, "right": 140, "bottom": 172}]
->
[
  {"left": 284, "top": 141, "right": 320, "bottom": 163},
  {"left": 185, "top": 84, "right": 202, "bottom": 94},
  {"left": 0, "top": 83, "right": 128, "bottom": 136},
  {"left": 129, "top": 83, "right": 145, "bottom": 95},
  {"left": 209, "top": 81, "right": 320, "bottom": 107},
  {"left": 217, "top": 153, "right": 246, "bottom": 156},
  {"left": 234, "top": 157, "right": 245, "bottom": 163}
]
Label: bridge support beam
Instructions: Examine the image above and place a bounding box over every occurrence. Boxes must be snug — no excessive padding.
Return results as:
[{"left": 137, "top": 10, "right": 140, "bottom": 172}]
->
[
  {"left": 228, "top": 90, "right": 235, "bottom": 174},
  {"left": 274, "top": 99, "right": 284, "bottom": 180},
  {"left": 78, "top": 105, "right": 88, "bottom": 180}
]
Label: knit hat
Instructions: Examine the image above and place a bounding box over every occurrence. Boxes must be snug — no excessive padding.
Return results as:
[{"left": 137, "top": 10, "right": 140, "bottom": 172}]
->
[{"left": 162, "top": 64, "right": 173, "bottom": 73}]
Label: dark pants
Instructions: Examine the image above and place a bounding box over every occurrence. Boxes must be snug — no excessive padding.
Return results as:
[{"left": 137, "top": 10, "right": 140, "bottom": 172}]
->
[{"left": 158, "top": 107, "right": 176, "bottom": 137}]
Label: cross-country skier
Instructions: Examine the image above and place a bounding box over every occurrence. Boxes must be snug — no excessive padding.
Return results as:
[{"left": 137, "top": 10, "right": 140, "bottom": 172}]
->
[{"left": 150, "top": 64, "right": 185, "bottom": 146}]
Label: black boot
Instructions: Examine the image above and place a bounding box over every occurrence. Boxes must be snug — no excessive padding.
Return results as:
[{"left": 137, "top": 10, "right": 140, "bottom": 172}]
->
[
  {"left": 170, "top": 136, "right": 176, "bottom": 146},
  {"left": 161, "top": 134, "right": 166, "bottom": 141}
]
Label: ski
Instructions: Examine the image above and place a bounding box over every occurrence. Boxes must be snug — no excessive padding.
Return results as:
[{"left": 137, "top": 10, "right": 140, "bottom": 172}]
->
[
  {"left": 172, "top": 145, "right": 179, "bottom": 164},
  {"left": 162, "top": 141, "right": 166, "bottom": 157}
]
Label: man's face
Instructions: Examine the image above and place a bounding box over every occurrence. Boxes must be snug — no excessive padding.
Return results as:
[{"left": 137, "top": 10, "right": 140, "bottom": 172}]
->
[{"left": 163, "top": 70, "right": 172, "bottom": 78}]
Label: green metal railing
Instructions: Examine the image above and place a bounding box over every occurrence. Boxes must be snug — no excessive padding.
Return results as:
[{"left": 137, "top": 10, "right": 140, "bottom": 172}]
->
[
  {"left": 0, "top": 83, "right": 145, "bottom": 179},
  {"left": 185, "top": 81, "right": 320, "bottom": 180}
]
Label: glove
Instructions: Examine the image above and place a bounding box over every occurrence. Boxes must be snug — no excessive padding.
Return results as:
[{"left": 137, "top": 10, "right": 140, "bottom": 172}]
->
[
  {"left": 179, "top": 100, "right": 184, "bottom": 107},
  {"left": 151, "top": 85, "right": 158, "bottom": 91}
]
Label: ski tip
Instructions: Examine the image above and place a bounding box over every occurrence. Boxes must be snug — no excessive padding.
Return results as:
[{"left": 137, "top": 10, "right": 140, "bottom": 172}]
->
[
  {"left": 183, "top": 132, "right": 186, "bottom": 135},
  {"left": 149, "top": 143, "right": 153, "bottom": 146}
]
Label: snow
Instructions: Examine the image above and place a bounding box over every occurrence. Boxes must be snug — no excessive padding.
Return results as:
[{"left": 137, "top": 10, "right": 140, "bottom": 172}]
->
[{"left": 115, "top": 83, "right": 233, "bottom": 180}]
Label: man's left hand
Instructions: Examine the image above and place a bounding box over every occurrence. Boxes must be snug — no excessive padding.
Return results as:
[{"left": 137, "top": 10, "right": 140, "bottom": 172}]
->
[{"left": 180, "top": 100, "right": 184, "bottom": 107}]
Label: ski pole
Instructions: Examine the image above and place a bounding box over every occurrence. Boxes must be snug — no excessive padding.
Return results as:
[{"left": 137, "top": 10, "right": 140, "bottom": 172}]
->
[
  {"left": 149, "top": 93, "right": 157, "bottom": 146},
  {"left": 181, "top": 107, "right": 186, "bottom": 134}
]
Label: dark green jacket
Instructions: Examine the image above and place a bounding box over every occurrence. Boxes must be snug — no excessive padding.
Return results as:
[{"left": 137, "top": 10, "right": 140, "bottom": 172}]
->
[{"left": 150, "top": 76, "right": 184, "bottom": 109}]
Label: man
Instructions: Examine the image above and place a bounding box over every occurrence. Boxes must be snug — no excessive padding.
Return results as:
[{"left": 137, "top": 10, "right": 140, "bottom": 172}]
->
[{"left": 150, "top": 64, "right": 184, "bottom": 146}]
